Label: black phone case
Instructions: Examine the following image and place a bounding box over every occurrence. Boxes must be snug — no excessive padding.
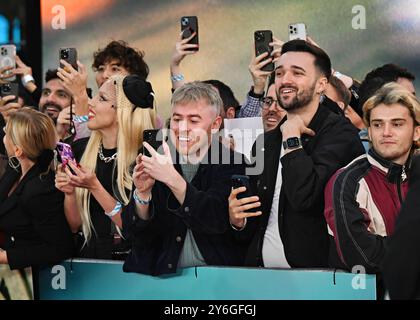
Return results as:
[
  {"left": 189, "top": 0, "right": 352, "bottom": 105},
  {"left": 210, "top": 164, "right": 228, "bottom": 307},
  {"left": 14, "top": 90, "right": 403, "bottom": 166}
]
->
[
  {"left": 254, "top": 30, "right": 274, "bottom": 72},
  {"left": 231, "top": 175, "right": 251, "bottom": 200},
  {"left": 143, "top": 129, "right": 164, "bottom": 157},
  {"left": 59, "top": 48, "right": 78, "bottom": 71},
  {"left": 0, "top": 83, "right": 18, "bottom": 103},
  {"left": 181, "top": 16, "right": 199, "bottom": 51}
]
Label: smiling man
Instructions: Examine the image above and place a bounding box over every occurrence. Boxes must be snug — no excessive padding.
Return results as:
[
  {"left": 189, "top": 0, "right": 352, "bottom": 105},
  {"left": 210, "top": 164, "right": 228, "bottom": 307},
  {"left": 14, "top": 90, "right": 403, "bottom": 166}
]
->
[
  {"left": 39, "top": 69, "right": 72, "bottom": 123},
  {"left": 122, "top": 82, "right": 248, "bottom": 276},
  {"left": 324, "top": 83, "right": 420, "bottom": 277},
  {"left": 228, "top": 40, "right": 364, "bottom": 269}
]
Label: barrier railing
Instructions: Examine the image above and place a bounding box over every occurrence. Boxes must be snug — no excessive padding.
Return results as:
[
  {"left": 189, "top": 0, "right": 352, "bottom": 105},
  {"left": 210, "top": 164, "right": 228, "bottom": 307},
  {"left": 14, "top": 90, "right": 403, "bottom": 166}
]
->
[{"left": 35, "top": 259, "right": 376, "bottom": 300}]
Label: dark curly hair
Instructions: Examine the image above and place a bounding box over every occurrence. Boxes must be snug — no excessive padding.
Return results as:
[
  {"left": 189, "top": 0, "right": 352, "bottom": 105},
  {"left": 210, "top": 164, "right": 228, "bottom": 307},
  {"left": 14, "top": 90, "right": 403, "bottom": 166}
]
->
[{"left": 92, "top": 40, "right": 149, "bottom": 79}]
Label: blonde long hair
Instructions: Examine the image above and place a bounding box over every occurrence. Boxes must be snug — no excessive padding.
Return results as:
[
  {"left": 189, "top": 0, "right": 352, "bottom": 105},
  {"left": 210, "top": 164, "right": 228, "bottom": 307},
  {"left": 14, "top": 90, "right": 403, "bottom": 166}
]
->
[{"left": 75, "top": 75, "right": 155, "bottom": 242}]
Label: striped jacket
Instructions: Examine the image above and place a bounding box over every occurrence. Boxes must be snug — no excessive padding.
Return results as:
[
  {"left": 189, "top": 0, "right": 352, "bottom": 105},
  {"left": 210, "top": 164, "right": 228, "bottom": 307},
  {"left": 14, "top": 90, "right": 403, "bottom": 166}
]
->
[{"left": 324, "top": 148, "right": 409, "bottom": 274}]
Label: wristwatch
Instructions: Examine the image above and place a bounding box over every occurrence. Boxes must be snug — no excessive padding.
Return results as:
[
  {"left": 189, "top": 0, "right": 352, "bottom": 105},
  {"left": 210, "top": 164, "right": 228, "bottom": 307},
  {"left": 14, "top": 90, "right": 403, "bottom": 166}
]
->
[{"left": 282, "top": 137, "right": 302, "bottom": 150}]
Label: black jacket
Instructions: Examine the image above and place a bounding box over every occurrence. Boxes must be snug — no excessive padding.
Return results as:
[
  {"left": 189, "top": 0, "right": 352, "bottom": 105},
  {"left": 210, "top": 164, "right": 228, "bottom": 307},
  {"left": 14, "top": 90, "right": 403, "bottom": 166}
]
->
[
  {"left": 122, "top": 143, "right": 248, "bottom": 276},
  {"left": 382, "top": 154, "right": 420, "bottom": 299},
  {"left": 240, "top": 104, "right": 365, "bottom": 268},
  {"left": 0, "top": 163, "right": 74, "bottom": 270}
]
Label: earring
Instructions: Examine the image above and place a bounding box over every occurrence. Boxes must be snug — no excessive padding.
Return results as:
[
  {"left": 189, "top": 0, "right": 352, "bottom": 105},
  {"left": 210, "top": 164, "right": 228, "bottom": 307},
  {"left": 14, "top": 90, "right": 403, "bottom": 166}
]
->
[{"left": 8, "top": 156, "right": 20, "bottom": 170}]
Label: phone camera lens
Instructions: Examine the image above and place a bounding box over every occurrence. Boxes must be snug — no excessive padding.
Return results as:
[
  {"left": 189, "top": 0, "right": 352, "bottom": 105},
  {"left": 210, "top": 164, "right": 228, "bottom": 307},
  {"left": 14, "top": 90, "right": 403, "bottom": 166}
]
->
[
  {"left": 61, "top": 49, "right": 69, "bottom": 59},
  {"left": 2, "top": 84, "right": 11, "bottom": 92},
  {"left": 294, "top": 28, "right": 297, "bottom": 32},
  {"left": 181, "top": 18, "right": 189, "bottom": 26}
]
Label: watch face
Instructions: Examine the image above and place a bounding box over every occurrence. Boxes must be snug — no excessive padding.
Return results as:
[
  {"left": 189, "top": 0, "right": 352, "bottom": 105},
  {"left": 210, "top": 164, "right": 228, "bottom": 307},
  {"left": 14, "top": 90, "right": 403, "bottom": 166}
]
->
[{"left": 287, "top": 137, "right": 301, "bottom": 148}]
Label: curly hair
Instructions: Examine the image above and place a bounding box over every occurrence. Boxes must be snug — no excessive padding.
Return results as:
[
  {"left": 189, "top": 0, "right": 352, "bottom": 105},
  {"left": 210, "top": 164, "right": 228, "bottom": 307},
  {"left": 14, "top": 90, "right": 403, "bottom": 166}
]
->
[{"left": 92, "top": 40, "right": 149, "bottom": 79}]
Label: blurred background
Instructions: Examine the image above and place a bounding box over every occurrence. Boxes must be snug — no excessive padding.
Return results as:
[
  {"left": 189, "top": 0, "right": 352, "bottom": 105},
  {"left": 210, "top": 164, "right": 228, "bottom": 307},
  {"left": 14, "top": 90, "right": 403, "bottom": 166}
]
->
[{"left": 1, "top": 0, "right": 420, "bottom": 119}]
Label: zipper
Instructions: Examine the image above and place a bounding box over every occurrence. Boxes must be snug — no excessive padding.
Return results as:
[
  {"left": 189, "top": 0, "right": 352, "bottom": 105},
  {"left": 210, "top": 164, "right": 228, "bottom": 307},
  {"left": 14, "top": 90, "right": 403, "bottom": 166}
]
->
[{"left": 397, "top": 165, "right": 406, "bottom": 204}]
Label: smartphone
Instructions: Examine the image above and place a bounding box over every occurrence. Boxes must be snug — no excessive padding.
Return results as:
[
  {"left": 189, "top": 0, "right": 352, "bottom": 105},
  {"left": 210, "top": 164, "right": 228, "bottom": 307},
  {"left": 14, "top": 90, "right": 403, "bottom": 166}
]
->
[
  {"left": 231, "top": 174, "right": 252, "bottom": 200},
  {"left": 0, "top": 83, "right": 18, "bottom": 103},
  {"left": 143, "top": 129, "right": 165, "bottom": 157},
  {"left": 59, "top": 47, "right": 78, "bottom": 71},
  {"left": 0, "top": 45, "right": 16, "bottom": 81},
  {"left": 254, "top": 30, "right": 274, "bottom": 72},
  {"left": 288, "top": 23, "right": 307, "bottom": 41},
  {"left": 181, "top": 16, "right": 199, "bottom": 51},
  {"left": 56, "top": 142, "right": 76, "bottom": 164}
]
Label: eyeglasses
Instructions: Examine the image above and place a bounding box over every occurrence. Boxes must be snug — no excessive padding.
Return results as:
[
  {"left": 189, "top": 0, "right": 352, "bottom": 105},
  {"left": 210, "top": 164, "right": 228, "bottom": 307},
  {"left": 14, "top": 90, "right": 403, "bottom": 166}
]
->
[{"left": 261, "top": 97, "right": 281, "bottom": 109}]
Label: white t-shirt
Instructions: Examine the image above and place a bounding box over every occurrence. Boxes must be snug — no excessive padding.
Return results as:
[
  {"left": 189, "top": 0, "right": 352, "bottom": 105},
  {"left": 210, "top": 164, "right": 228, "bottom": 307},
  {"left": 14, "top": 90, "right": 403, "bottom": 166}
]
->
[{"left": 262, "top": 149, "right": 291, "bottom": 268}]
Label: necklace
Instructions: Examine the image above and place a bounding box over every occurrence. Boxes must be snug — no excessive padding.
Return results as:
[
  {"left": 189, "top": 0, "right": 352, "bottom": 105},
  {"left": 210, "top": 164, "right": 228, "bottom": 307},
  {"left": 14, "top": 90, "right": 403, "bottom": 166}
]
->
[{"left": 99, "top": 144, "right": 117, "bottom": 163}]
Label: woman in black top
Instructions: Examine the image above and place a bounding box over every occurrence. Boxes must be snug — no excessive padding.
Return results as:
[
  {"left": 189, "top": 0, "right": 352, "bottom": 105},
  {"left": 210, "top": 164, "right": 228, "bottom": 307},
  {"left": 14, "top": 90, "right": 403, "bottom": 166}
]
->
[
  {"left": 55, "top": 75, "right": 155, "bottom": 260},
  {"left": 0, "top": 108, "right": 73, "bottom": 269}
]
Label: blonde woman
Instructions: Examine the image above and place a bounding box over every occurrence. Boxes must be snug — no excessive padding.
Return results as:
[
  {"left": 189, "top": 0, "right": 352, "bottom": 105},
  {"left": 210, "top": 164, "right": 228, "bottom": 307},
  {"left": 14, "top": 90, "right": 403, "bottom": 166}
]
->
[
  {"left": 0, "top": 108, "right": 73, "bottom": 269},
  {"left": 55, "top": 74, "right": 155, "bottom": 260}
]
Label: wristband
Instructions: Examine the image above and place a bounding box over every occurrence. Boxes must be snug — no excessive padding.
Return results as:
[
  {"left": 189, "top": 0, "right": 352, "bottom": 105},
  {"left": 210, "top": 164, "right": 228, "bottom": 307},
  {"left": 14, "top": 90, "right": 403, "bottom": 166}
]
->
[
  {"left": 21, "top": 74, "right": 35, "bottom": 87},
  {"left": 73, "top": 115, "right": 89, "bottom": 123},
  {"left": 171, "top": 74, "right": 185, "bottom": 82},
  {"left": 105, "top": 201, "right": 122, "bottom": 217},
  {"left": 133, "top": 189, "right": 152, "bottom": 205}
]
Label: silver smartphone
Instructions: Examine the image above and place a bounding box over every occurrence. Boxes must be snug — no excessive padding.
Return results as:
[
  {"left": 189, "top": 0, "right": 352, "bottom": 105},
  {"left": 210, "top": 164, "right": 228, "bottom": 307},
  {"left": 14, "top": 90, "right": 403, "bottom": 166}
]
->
[
  {"left": 0, "top": 45, "right": 16, "bottom": 81},
  {"left": 288, "top": 23, "right": 307, "bottom": 41}
]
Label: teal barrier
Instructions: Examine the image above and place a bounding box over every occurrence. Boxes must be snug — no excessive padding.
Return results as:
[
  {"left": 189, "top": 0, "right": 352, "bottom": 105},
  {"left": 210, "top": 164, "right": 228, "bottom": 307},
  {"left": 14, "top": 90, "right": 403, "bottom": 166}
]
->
[{"left": 36, "top": 259, "right": 376, "bottom": 300}]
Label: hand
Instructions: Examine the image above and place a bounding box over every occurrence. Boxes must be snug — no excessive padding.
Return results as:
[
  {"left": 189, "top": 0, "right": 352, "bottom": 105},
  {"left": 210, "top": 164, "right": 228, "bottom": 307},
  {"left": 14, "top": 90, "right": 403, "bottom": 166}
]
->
[
  {"left": 280, "top": 114, "right": 315, "bottom": 138},
  {"left": 170, "top": 31, "right": 199, "bottom": 68},
  {"left": 13, "top": 55, "right": 33, "bottom": 77},
  {"left": 0, "top": 65, "right": 14, "bottom": 81},
  {"left": 0, "top": 95, "right": 21, "bottom": 121},
  {"left": 0, "top": 249, "right": 8, "bottom": 264},
  {"left": 57, "top": 60, "right": 88, "bottom": 100},
  {"left": 55, "top": 166, "right": 75, "bottom": 195},
  {"left": 306, "top": 36, "right": 321, "bottom": 48},
  {"left": 270, "top": 36, "right": 285, "bottom": 61},
  {"left": 228, "top": 187, "right": 262, "bottom": 229},
  {"left": 64, "top": 161, "right": 100, "bottom": 191},
  {"left": 249, "top": 49, "right": 273, "bottom": 95},
  {"left": 141, "top": 142, "right": 179, "bottom": 186},
  {"left": 56, "top": 106, "right": 72, "bottom": 139},
  {"left": 133, "top": 153, "right": 155, "bottom": 197}
]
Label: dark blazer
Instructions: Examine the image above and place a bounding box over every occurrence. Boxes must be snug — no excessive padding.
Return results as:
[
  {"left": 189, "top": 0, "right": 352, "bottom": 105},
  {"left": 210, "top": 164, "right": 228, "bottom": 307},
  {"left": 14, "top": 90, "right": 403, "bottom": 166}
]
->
[
  {"left": 382, "top": 154, "right": 420, "bottom": 299},
  {"left": 0, "top": 162, "right": 74, "bottom": 270},
  {"left": 122, "top": 143, "right": 248, "bottom": 276},
  {"left": 239, "top": 105, "right": 365, "bottom": 268}
]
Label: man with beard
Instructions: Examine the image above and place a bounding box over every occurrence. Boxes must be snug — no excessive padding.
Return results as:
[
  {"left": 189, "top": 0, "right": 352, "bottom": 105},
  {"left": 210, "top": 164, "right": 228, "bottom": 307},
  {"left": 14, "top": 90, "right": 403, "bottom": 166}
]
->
[
  {"left": 228, "top": 40, "right": 365, "bottom": 268},
  {"left": 39, "top": 69, "right": 72, "bottom": 123}
]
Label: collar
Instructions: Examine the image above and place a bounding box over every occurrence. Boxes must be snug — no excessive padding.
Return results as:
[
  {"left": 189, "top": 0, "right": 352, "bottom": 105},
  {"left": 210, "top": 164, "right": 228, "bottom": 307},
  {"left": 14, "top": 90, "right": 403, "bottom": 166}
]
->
[{"left": 367, "top": 148, "right": 408, "bottom": 183}]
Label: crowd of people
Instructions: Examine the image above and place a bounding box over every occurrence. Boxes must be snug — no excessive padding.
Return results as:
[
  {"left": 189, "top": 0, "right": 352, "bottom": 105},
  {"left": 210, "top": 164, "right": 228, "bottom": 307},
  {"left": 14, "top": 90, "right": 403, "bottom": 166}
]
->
[{"left": 0, "top": 26, "right": 419, "bottom": 300}]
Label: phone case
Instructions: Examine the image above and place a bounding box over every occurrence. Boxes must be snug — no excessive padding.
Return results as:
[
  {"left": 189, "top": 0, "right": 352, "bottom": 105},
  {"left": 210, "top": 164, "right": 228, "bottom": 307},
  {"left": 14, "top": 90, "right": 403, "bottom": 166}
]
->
[
  {"left": 181, "top": 16, "right": 199, "bottom": 51},
  {"left": 231, "top": 175, "right": 251, "bottom": 200},
  {"left": 56, "top": 142, "right": 76, "bottom": 164},
  {"left": 59, "top": 47, "right": 78, "bottom": 71},
  {"left": 288, "top": 23, "right": 307, "bottom": 41},
  {"left": 0, "top": 83, "right": 18, "bottom": 102},
  {"left": 143, "top": 129, "right": 165, "bottom": 157},
  {"left": 0, "top": 45, "right": 16, "bottom": 81},
  {"left": 254, "top": 30, "right": 274, "bottom": 72}
]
